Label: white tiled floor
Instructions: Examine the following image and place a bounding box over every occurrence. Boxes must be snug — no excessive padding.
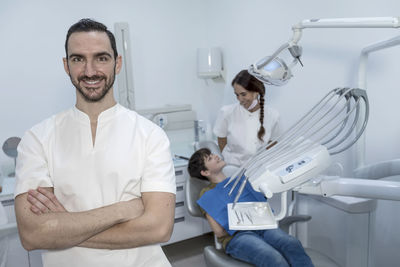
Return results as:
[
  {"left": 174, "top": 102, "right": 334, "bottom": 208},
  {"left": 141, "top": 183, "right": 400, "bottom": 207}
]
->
[{"left": 162, "top": 233, "right": 214, "bottom": 267}]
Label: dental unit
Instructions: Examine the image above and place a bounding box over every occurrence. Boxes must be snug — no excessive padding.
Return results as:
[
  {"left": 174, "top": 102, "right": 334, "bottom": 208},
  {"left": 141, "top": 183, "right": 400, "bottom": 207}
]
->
[{"left": 226, "top": 17, "right": 400, "bottom": 230}]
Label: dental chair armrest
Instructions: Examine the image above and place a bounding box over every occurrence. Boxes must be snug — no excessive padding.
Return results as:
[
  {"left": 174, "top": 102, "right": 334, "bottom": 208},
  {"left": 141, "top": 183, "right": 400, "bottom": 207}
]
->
[{"left": 278, "top": 215, "right": 311, "bottom": 233}]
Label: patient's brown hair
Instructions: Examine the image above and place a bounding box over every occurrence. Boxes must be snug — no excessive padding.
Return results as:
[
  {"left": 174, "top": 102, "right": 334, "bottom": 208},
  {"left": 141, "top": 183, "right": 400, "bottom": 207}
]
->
[{"left": 187, "top": 148, "right": 211, "bottom": 180}]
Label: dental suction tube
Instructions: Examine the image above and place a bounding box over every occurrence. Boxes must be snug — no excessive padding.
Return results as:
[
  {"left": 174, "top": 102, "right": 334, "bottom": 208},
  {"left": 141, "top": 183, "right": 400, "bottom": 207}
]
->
[{"left": 228, "top": 88, "right": 369, "bottom": 208}]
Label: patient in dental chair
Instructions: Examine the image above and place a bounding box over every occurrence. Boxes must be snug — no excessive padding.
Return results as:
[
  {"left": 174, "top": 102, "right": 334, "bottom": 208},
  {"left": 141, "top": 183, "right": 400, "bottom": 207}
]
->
[{"left": 188, "top": 148, "right": 314, "bottom": 267}]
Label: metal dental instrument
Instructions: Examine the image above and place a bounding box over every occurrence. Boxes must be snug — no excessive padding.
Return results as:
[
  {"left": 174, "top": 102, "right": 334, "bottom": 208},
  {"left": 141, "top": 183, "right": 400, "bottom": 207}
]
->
[
  {"left": 245, "top": 212, "right": 253, "bottom": 224},
  {"left": 174, "top": 154, "right": 189, "bottom": 160},
  {"left": 235, "top": 210, "right": 241, "bottom": 224},
  {"left": 228, "top": 168, "right": 246, "bottom": 195},
  {"left": 232, "top": 175, "right": 249, "bottom": 209}
]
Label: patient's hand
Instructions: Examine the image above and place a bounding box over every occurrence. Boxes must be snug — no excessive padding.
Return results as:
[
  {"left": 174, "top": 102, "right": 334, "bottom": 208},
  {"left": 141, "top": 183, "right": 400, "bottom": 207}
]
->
[{"left": 27, "top": 187, "right": 66, "bottom": 214}]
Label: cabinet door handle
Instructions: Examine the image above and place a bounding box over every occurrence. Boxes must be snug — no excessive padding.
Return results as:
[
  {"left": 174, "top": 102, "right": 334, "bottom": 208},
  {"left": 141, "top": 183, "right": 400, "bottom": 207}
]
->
[
  {"left": 175, "top": 201, "right": 184, "bottom": 207},
  {"left": 174, "top": 217, "right": 185, "bottom": 223},
  {"left": 1, "top": 199, "right": 14, "bottom": 207},
  {"left": 175, "top": 170, "right": 183, "bottom": 176},
  {"left": 176, "top": 185, "right": 184, "bottom": 191}
]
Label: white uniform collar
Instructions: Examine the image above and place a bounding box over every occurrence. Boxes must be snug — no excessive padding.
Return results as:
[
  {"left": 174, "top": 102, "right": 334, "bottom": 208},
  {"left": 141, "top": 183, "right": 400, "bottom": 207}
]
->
[
  {"left": 238, "top": 102, "right": 259, "bottom": 117},
  {"left": 73, "top": 103, "right": 121, "bottom": 124}
]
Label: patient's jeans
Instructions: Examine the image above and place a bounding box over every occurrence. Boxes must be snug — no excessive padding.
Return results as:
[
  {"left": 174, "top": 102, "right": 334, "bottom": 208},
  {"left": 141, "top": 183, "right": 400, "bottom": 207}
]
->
[{"left": 225, "top": 229, "right": 314, "bottom": 267}]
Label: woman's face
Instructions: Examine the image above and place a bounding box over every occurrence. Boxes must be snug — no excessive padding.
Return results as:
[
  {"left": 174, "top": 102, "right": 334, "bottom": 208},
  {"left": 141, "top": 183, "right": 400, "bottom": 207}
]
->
[{"left": 233, "top": 83, "right": 258, "bottom": 110}]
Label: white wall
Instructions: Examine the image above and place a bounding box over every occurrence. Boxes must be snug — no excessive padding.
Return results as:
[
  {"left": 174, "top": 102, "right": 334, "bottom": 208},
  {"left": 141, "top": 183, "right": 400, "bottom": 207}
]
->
[
  {"left": 0, "top": 0, "right": 207, "bottom": 172},
  {"left": 1, "top": 0, "right": 399, "bottom": 174},
  {"left": 202, "top": 0, "right": 400, "bottom": 174}
]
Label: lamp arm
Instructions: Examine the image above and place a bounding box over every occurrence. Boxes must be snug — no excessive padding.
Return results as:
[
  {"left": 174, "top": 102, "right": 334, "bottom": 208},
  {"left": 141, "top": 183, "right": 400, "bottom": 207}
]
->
[
  {"left": 289, "top": 27, "right": 303, "bottom": 45},
  {"left": 254, "top": 26, "right": 303, "bottom": 70},
  {"left": 293, "top": 17, "right": 400, "bottom": 29},
  {"left": 288, "top": 17, "right": 400, "bottom": 49},
  {"left": 295, "top": 175, "right": 400, "bottom": 201}
]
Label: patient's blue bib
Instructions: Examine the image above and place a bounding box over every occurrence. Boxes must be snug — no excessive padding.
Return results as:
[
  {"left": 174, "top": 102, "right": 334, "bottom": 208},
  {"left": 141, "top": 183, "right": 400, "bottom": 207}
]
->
[{"left": 197, "top": 177, "right": 265, "bottom": 235}]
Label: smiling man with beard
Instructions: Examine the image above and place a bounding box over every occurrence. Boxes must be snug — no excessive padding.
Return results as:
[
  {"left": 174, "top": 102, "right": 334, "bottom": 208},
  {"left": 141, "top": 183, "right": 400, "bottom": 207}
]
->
[
  {"left": 14, "top": 19, "right": 176, "bottom": 267},
  {"left": 65, "top": 29, "right": 117, "bottom": 103}
]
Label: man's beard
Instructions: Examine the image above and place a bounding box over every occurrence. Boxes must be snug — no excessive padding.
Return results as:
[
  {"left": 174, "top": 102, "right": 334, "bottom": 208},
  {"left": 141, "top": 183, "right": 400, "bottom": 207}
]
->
[{"left": 71, "top": 69, "right": 116, "bottom": 103}]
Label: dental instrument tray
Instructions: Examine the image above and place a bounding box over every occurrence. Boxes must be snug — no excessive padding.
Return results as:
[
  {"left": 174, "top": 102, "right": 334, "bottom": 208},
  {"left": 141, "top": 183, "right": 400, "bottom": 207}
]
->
[{"left": 228, "top": 202, "right": 278, "bottom": 230}]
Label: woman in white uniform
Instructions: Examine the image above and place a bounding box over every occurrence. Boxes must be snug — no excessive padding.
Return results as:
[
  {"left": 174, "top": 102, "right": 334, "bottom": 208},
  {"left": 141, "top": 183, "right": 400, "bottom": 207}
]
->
[{"left": 213, "top": 70, "right": 280, "bottom": 167}]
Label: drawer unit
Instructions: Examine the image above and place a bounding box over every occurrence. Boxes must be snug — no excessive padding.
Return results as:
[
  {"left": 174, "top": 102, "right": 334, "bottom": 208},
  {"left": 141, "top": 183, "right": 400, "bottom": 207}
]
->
[
  {"left": 166, "top": 208, "right": 205, "bottom": 245},
  {"left": 162, "top": 165, "right": 207, "bottom": 245},
  {"left": 174, "top": 168, "right": 187, "bottom": 183},
  {"left": 1, "top": 197, "right": 43, "bottom": 267},
  {"left": 175, "top": 182, "right": 186, "bottom": 216},
  {"left": 174, "top": 166, "right": 188, "bottom": 217}
]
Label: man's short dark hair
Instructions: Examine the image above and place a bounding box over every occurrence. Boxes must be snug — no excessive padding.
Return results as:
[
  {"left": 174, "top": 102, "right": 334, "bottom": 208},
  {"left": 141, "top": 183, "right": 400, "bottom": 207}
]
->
[
  {"left": 65, "top": 18, "right": 118, "bottom": 59},
  {"left": 188, "top": 148, "right": 211, "bottom": 180}
]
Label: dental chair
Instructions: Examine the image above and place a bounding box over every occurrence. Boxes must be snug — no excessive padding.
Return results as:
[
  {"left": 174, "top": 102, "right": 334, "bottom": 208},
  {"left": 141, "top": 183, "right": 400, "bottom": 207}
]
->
[
  {"left": 185, "top": 176, "right": 252, "bottom": 267},
  {"left": 188, "top": 140, "right": 341, "bottom": 267},
  {"left": 186, "top": 175, "right": 343, "bottom": 267}
]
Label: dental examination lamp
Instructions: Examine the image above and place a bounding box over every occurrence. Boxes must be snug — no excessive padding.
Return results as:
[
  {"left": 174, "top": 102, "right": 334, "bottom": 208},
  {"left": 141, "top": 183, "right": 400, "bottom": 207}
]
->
[
  {"left": 248, "top": 17, "right": 400, "bottom": 85},
  {"left": 227, "top": 17, "right": 400, "bottom": 231}
]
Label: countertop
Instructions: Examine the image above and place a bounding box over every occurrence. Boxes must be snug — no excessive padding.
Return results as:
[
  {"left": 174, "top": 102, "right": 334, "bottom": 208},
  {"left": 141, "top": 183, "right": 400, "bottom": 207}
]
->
[
  {"left": 173, "top": 157, "right": 189, "bottom": 168},
  {"left": 0, "top": 157, "right": 190, "bottom": 203}
]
